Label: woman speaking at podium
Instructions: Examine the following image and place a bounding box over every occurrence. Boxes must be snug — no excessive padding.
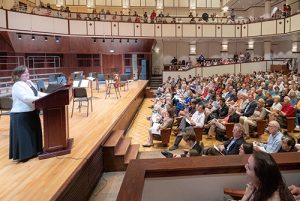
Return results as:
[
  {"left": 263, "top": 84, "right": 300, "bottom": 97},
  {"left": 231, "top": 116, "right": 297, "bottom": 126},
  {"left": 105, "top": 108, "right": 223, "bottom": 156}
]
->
[{"left": 9, "top": 66, "right": 47, "bottom": 162}]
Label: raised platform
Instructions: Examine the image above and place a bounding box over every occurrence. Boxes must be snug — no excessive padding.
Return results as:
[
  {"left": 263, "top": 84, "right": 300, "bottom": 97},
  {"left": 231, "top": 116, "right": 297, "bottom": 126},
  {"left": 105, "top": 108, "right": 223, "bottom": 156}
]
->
[{"left": 0, "top": 80, "right": 148, "bottom": 201}]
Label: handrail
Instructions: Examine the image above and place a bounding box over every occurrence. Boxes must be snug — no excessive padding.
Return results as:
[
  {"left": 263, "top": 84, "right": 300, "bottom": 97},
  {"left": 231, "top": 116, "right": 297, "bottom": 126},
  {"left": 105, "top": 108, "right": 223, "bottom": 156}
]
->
[
  {"left": 4, "top": 7, "right": 300, "bottom": 25},
  {"left": 117, "top": 152, "right": 300, "bottom": 201}
]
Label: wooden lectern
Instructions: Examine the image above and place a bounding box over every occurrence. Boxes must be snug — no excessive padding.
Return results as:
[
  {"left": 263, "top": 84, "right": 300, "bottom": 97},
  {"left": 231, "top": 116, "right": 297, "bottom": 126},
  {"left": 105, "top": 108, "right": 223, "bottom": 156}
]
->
[{"left": 34, "top": 85, "right": 73, "bottom": 159}]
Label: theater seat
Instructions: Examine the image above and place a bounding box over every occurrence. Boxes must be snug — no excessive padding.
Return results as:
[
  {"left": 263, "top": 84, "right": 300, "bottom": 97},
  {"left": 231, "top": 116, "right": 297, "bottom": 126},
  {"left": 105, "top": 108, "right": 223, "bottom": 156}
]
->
[
  {"left": 224, "top": 188, "right": 245, "bottom": 200},
  {"left": 193, "top": 127, "right": 203, "bottom": 142},
  {"left": 287, "top": 117, "right": 296, "bottom": 132},
  {"left": 160, "top": 128, "right": 172, "bottom": 146},
  {"left": 249, "top": 120, "right": 267, "bottom": 138}
]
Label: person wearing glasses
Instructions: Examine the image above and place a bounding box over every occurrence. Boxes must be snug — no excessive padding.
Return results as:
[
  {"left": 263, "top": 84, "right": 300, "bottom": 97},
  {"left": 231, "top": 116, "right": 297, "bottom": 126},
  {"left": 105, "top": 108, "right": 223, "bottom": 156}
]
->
[{"left": 253, "top": 120, "right": 283, "bottom": 153}]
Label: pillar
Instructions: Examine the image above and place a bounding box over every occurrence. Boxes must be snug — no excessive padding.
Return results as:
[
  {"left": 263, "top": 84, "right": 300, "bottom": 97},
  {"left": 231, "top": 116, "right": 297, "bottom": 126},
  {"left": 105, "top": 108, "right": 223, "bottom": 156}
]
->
[
  {"left": 292, "top": 42, "right": 300, "bottom": 72},
  {"left": 264, "top": 41, "right": 272, "bottom": 60},
  {"left": 264, "top": 0, "right": 271, "bottom": 19}
]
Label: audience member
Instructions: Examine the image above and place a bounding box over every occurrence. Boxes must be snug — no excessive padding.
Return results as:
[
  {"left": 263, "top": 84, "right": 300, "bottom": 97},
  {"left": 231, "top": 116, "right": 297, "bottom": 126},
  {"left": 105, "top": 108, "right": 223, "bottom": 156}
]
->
[
  {"left": 242, "top": 151, "right": 295, "bottom": 201},
  {"left": 204, "top": 123, "right": 245, "bottom": 156},
  {"left": 253, "top": 120, "right": 283, "bottom": 153},
  {"left": 169, "top": 104, "right": 205, "bottom": 151}
]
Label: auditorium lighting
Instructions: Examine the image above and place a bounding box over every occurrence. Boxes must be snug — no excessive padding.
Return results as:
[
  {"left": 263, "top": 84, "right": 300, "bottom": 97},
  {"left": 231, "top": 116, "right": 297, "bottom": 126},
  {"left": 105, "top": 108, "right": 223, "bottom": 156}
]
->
[
  {"left": 119, "top": 39, "right": 122, "bottom": 43},
  {"left": 111, "top": 38, "right": 114, "bottom": 42},
  {"left": 135, "top": 39, "right": 137, "bottom": 43},
  {"left": 93, "top": 38, "right": 97, "bottom": 43},
  {"left": 127, "top": 39, "right": 129, "bottom": 44},
  {"left": 18, "top": 34, "right": 22, "bottom": 40},
  {"left": 55, "top": 36, "right": 60, "bottom": 43},
  {"left": 109, "top": 49, "right": 115, "bottom": 53},
  {"left": 44, "top": 36, "right": 48, "bottom": 41},
  {"left": 102, "top": 38, "right": 105, "bottom": 43},
  {"left": 31, "top": 35, "right": 35, "bottom": 41}
]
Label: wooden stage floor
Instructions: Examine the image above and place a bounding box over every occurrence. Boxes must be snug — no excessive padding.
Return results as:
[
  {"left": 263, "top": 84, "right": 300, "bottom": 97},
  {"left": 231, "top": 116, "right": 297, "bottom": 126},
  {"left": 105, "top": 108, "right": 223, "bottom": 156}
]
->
[{"left": 0, "top": 80, "right": 148, "bottom": 201}]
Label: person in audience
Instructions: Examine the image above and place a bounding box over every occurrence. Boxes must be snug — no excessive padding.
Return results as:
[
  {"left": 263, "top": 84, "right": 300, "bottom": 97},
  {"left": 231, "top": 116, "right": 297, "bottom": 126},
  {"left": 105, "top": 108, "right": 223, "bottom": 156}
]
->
[
  {"left": 265, "top": 91, "right": 274, "bottom": 108},
  {"left": 236, "top": 93, "right": 257, "bottom": 119},
  {"left": 242, "top": 151, "right": 295, "bottom": 201},
  {"left": 253, "top": 120, "right": 283, "bottom": 153},
  {"left": 171, "top": 57, "right": 178, "bottom": 65},
  {"left": 143, "top": 108, "right": 174, "bottom": 147},
  {"left": 239, "top": 98, "right": 267, "bottom": 139},
  {"left": 278, "top": 133, "right": 297, "bottom": 152},
  {"left": 206, "top": 106, "right": 236, "bottom": 139},
  {"left": 143, "top": 12, "right": 148, "bottom": 23},
  {"left": 276, "top": 96, "right": 295, "bottom": 128},
  {"left": 169, "top": 104, "right": 205, "bottom": 151},
  {"left": 9, "top": 66, "right": 47, "bottom": 162},
  {"left": 239, "top": 142, "right": 253, "bottom": 155},
  {"left": 161, "top": 129, "right": 202, "bottom": 158},
  {"left": 150, "top": 10, "right": 156, "bottom": 23},
  {"left": 206, "top": 97, "right": 228, "bottom": 122},
  {"left": 204, "top": 123, "right": 245, "bottom": 155}
]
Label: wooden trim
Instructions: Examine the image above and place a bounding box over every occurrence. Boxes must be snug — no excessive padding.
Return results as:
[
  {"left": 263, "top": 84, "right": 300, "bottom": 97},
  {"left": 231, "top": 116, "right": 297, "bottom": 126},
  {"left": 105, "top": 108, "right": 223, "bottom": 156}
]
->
[
  {"left": 117, "top": 153, "right": 300, "bottom": 201},
  {"left": 51, "top": 81, "right": 148, "bottom": 200}
]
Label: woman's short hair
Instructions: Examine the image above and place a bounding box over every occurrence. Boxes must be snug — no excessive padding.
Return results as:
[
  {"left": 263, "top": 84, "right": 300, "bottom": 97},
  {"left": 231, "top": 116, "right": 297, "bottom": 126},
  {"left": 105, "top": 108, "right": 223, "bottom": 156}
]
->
[{"left": 12, "top": 65, "right": 27, "bottom": 83}]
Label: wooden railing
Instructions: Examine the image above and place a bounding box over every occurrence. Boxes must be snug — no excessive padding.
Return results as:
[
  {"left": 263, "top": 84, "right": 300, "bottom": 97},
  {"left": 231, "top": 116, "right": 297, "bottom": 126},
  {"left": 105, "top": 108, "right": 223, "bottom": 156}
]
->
[{"left": 117, "top": 152, "right": 300, "bottom": 201}]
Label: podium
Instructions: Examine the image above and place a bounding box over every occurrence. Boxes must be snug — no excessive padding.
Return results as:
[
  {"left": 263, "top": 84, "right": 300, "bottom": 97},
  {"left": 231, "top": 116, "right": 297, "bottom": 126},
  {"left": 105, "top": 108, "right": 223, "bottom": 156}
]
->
[{"left": 34, "top": 85, "right": 73, "bottom": 159}]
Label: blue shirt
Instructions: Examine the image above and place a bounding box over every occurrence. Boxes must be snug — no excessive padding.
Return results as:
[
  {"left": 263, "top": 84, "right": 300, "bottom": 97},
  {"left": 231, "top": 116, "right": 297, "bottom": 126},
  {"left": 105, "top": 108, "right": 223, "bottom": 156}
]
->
[{"left": 263, "top": 131, "right": 283, "bottom": 153}]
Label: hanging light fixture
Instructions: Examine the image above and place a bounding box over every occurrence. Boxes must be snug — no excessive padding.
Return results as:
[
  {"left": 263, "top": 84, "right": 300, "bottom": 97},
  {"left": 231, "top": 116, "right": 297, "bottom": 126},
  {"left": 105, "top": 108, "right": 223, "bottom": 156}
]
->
[
  {"left": 56, "top": 0, "right": 65, "bottom": 8},
  {"left": 87, "top": 0, "right": 95, "bottom": 8}
]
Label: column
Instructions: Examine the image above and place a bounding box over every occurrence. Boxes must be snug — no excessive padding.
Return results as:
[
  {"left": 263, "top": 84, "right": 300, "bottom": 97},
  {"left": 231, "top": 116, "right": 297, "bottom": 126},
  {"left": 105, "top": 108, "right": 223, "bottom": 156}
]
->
[
  {"left": 292, "top": 42, "right": 300, "bottom": 72},
  {"left": 36, "top": 0, "right": 40, "bottom": 6},
  {"left": 264, "top": 41, "right": 272, "bottom": 60},
  {"left": 264, "top": 0, "right": 271, "bottom": 19}
]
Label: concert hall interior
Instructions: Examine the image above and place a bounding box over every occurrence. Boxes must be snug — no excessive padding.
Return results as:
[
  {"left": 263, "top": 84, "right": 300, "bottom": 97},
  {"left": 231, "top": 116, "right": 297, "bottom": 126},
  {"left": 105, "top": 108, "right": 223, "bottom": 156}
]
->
[{"left": 0, "top": 0, "right": 300, "bottom": 201}]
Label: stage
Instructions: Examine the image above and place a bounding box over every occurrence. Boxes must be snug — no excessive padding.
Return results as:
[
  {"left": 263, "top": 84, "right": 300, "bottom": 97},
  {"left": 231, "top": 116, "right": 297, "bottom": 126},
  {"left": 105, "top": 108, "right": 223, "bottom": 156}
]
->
[{"left": 0, "top": 80, "right": 148, "bottom": 201}]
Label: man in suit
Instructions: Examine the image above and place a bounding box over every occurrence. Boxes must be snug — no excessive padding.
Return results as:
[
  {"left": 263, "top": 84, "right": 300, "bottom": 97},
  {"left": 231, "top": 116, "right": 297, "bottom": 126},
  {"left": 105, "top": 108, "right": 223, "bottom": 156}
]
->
[
  {"left": 236, "top": 94, "right": 257, "bottom": 118},
  {"left": 204, "top": 123, "right": 245, "bottom": 155}
]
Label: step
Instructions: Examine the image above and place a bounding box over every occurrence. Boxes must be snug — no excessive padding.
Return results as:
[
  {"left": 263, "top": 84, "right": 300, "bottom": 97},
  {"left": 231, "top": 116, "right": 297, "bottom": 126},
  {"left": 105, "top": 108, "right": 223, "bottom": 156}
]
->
[
  {"left": 124, "top": 144, "right": 140, "bottom": 164},
  {"left": 103, "top": 130, "right": 125, "bottom": 147},
  {"left": 115, "top": 137, "right": 131, "bottom": 156}
]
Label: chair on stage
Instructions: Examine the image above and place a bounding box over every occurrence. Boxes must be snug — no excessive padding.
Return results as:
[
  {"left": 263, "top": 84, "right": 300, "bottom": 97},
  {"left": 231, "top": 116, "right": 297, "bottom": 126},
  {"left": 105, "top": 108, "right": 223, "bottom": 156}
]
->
[
  {"left": 96, "top": 74, "right": 106, "bottom": 93},
  {"left": 36, "top": 79, "right": 46, "bottom": 92},
  {"left": 48, "top": 74, "right": 58, "bottom": 84},
  {"left": 71, "top": 87, "right": 93, "bottom": 117},
  {"left": 0, "top": 96, "right": 12, "bottom": 118},
  {"left": 57, "top": 76, "right": 67, "bottom": 85},
  {"left": 105, "top": 74, "right": 121, "bottom": 99},
  {"left": 120, "top": 74, "right": 129, "bottom": 91}
]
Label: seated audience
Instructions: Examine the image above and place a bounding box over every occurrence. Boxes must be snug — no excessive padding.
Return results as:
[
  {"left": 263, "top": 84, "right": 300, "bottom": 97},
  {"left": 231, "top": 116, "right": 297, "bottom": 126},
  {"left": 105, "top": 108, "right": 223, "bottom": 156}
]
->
[
  {"left": 242, "top": 151, "right": 295, "bottom": 201},
  {"left": 143, "top": 108, "right": 174, "bottom": 147},
  {"left": 253, "top": 120, "right": 283, "bottom": 153},
  {"left": 204, "top": 123, "right": 245, "bottom": 156},
  {"left": 276, "top": 96, "right": 295, "bottom": 128},
  {"left": 239, "top": 98, "right": 267, "bottom": 138},
  {"left": 169, "top": 104, "right": 205, "bottom": 151}
]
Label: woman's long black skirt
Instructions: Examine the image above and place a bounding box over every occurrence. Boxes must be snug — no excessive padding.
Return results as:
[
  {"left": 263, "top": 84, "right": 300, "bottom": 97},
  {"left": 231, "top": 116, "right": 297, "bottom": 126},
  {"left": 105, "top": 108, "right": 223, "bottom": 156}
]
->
[{"left": 9, "top": 110, "right": 43, "bottom": 161}]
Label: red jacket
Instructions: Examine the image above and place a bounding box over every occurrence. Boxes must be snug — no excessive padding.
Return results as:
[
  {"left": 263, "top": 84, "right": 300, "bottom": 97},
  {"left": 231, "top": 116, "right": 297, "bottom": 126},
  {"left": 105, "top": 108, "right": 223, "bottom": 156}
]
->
[{"left": 281, "top": 104, "right": 295, "bottom": 117}]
